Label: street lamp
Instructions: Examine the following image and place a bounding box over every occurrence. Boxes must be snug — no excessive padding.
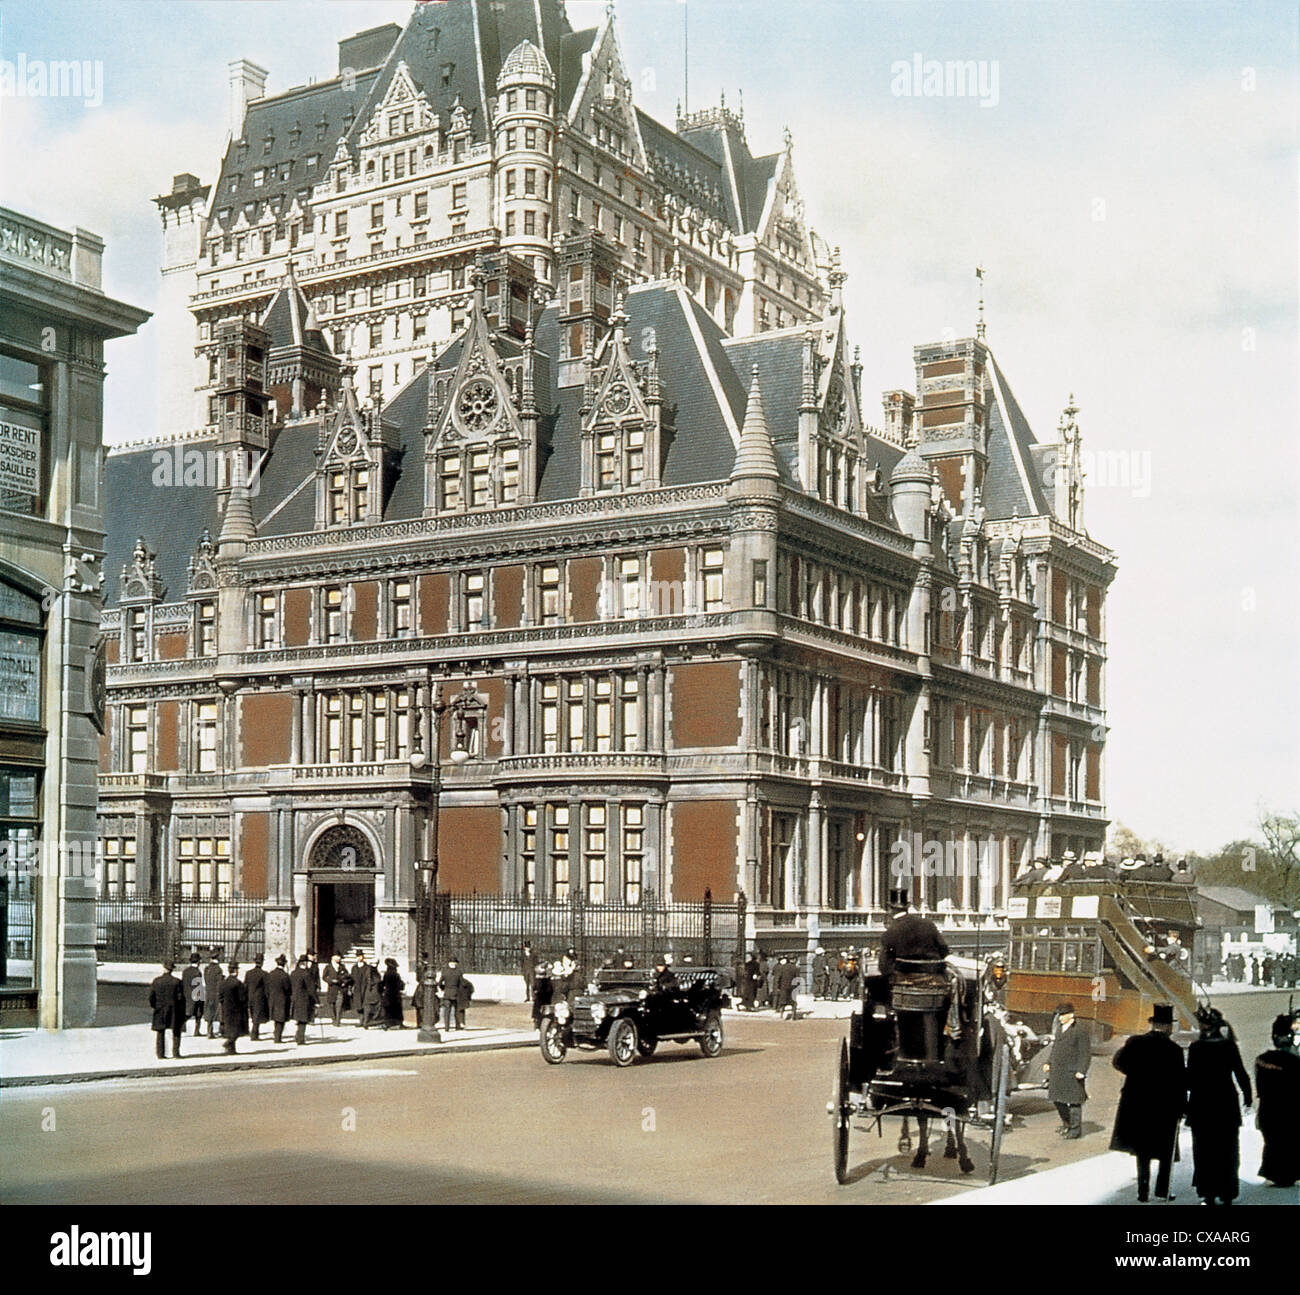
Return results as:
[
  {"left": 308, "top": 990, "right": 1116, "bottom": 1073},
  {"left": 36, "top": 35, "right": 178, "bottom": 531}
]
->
[{"left": 415, "top": 681, "right": 479, "bottom": 1043}]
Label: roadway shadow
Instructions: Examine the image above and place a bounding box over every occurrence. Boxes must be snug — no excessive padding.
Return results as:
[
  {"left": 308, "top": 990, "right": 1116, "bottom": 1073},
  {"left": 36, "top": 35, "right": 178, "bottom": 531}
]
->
[{"left": 3, "top": 1150, "right": 669, "bottom": 1206}]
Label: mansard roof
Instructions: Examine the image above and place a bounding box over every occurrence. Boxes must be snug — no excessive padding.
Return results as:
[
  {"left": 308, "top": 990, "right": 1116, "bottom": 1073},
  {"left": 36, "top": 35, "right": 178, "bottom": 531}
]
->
[{"left": 212, "top": 71, "right": 381, "bottom": 222}]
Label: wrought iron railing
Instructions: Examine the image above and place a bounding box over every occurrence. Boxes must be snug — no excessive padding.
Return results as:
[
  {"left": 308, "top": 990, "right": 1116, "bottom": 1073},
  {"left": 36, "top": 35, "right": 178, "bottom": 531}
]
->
[
  {"left": 93, "top": 887, "right": 266, "bottom": 963},
  {"left": 413, "top": 889, "right": 746, "bottom": 978}
]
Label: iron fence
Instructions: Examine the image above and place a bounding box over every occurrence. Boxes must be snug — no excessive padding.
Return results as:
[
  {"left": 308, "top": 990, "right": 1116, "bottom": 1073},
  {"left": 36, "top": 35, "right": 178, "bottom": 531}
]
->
[
  {"left": 94, "top": 887, "right": 265, "bottom": 964},
  {"left": 416, "top": 889, "right": 746, "bottom": 976}
]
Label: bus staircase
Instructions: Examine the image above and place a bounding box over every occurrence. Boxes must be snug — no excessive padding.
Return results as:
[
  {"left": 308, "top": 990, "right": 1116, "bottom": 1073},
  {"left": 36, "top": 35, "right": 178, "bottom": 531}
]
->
[{"left": 1096, "top": 894, "right": 1199, "bottom": 1028}]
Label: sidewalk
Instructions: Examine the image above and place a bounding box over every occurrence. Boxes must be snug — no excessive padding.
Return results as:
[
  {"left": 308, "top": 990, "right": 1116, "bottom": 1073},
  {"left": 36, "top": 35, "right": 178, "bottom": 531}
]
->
[{"left": 0, "top": 1017, "right": 537, "bottom": 1087}]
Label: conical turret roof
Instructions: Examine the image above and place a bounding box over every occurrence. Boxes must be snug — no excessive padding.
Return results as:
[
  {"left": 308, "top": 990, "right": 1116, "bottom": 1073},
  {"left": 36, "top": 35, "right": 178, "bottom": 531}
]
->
[{"left": 731, "top": 366, "right": 781, "bottom": 482}]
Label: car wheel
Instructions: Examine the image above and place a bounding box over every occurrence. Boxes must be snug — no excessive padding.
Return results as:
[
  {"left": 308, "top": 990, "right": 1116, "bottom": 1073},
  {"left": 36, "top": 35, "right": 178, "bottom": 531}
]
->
[
  {"left": 699, "top": 1010, "right": 724, "bottom": 1058},
  {"left": 637, "top": 1035, "right": 658, "bottom": 1057},
  {"left": 607, "top": 1017, "right": 638, "bottom": 1066},
  {"left": 539, "top": 1020, "right": 567, "bottom": 1064}
]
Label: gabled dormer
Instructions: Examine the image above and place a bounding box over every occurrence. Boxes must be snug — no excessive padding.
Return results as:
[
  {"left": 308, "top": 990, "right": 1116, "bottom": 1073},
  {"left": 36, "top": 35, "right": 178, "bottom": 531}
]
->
[
  {"left": 796, "top": 252, "right": 868, "bottom": 511},
  {"left": 579, "top": 298, "right": 666, "bottom": 495},
  {"left": 423, "top": 264, "right": 541, "bottom": 514},
  {"left": 314, "top": 364, "right": 396, "bottom": 527}
]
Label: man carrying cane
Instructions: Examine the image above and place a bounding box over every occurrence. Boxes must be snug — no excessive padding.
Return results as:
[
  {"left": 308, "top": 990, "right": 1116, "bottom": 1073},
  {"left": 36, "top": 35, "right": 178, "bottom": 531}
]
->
[{"left": 1110, "top": 1003, "right": 1186, "bottom": 1201}]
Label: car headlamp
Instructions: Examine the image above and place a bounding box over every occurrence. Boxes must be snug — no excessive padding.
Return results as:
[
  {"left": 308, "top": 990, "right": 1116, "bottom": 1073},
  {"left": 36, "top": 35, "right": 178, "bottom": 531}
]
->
[
  {"left": 590, "top": 1001, "right": 606, "bottom": 1021},
  {"left": 554, "top": 1001, "right": 570, "bottom": 1022},
  {"left": 638, "top": 989, "right": 648, "bottom": 1000}
]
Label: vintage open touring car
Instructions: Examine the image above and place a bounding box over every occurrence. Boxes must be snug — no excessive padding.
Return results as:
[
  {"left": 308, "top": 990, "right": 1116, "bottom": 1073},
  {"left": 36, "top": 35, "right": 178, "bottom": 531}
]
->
[{"left": 537, "top": 964, "right": 730, "bottom": 1065}]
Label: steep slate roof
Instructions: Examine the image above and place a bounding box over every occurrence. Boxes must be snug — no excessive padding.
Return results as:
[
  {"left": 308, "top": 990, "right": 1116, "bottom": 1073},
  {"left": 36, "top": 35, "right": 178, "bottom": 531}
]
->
[
  {"left": 723, "top": 330, "right": 803, "bottom": 482},
  {"left": 983, "top": 355, "right": 1050, "bottom": 519},
  {"left": 344, "top": 0, "right": 574, "bottom": 152},
  {"left": 103, "top": 443, "right": 221, "bottom": 603},
  {"left": 260, "top": 276, "right": 327, "bottom": 350},
  {"left": 636, "top": 110, "right": 731, "bottom": 228}
]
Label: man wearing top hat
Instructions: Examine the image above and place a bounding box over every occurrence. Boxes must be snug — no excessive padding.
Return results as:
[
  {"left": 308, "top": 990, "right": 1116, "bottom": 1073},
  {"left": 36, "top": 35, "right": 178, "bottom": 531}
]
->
[
  {"left": 1043, "top": 1002, "right": 1090, "bottom": 1139},
  {"left": 148, "top": 959, "right": 187, "bottom": 1059},
  {"left": 1110, "top": 1003, "right": 1186, "bottom": 1201},
  {"left": 181, "top": 951, "right": 205, "bottom": 1036},
  {"left": 265, "top": 953, "right": 292, "bottom": 1042},
  {"left": 245, "top": 954, "right": 269, "bottom": 1041}
]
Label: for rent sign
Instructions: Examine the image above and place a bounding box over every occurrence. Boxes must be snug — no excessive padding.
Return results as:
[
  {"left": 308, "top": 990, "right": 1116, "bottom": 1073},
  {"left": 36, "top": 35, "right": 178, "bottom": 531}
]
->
[{"left": 0, "top": 420, "right": 41, "bottom": 495}]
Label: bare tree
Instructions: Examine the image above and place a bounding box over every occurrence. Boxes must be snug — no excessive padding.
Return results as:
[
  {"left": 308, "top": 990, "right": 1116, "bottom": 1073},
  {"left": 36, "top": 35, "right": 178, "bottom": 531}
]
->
[{"left": 1258, "top": 810, "right": 1300, "bottom": 907}]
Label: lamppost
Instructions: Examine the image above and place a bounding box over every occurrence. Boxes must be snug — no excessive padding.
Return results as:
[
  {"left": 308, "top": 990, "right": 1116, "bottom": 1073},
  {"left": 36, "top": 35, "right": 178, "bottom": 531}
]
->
[{"left": 411, "top": 680, "right": 476, "bottom": 1043}]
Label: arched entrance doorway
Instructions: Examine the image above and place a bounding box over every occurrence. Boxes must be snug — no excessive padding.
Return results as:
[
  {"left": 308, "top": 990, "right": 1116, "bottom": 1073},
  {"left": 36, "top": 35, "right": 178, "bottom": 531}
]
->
[{"left": 308, "top": 824, "right": 377, "bottom": 959}]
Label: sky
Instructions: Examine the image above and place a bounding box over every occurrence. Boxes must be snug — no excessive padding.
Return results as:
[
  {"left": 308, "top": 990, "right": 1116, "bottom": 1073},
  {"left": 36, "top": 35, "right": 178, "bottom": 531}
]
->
[{"left": 0, "top": 0, "right": 1296, "bottom": 853}]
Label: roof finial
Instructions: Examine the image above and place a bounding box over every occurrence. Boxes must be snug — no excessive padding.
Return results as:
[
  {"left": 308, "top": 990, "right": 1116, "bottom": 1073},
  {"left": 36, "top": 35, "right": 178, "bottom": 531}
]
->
[{"left": 976, "top": 263, "right": 986, "bottom": 341}]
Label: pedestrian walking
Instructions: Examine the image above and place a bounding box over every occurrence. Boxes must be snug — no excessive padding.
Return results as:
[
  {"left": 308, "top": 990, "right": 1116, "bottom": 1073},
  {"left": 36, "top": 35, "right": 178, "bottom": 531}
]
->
[
  {"left": 266, "top": 953, "right": 292, "bottom": 1042},
  {"left": 741, "top": 952, "right": 760, "bottom": 1011},
  {"left": 148, "top": 960, "right": 187, "bottom": 1059},
  {"left": 218, "top": 962, "right": 249, "bottom": 1054},
  {"left": 1186, "top": 1006, "right": 1252, "bottom": 1205},
  {"left": 181, "top": 952, "right": 205, "bottom": 1036},
  {"left": 353, "top": 953, "right": 380, "bottom": 1027},
  {"left": 1043, "top": 1002, "right": 1090, "bottom": 1139},
  {"left": 841, "top": 949, "right": 860, "bottom": 1001},
  {"left": 521, "top": 943, "right": 536, "bottom": 1001},
  {"left": 755, "top": 951, "right": 770, "bottom": 1009},
  {"left": 1110, "top": 1003, "right": 1186, "bottom": 1202},
  {"left": 202, "top": 952, "right": 223, "bottom": 1037},
  {"left": 812, "top": 947, "right": 828, "bottom": 999},
  {"left": 245, "top": 954, "right": 269, "bottom": 1041},
  {"left": 438, "top": 957, "right": 466, "bottom": 1031},
  {"left": 827, "top": 952, "right": 844, "bottom": 1001},
  {"left": 289, "top": 955, "right": 318, "bottom": 1044},
  {"left": 773, "top": 955, "right": 797, "bottom": 1019},
  {"left": 379, "top": 958, "right": 406, "bottom": 1029},
  {"left": 1254, "top": 1013, "right": 1300, "bottom": 1188},
  {"left": 324, "top": 952, "right": 352, "bottom": 1027}
]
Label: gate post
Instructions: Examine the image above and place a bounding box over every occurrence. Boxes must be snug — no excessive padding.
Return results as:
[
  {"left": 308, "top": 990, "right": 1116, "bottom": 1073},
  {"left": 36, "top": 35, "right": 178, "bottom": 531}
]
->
[
  {"left": 736, "top": 890, "right": 748, "bottom": 968},
  {"left": 703, "top": 887, "right": 713, "bottom": 967}
]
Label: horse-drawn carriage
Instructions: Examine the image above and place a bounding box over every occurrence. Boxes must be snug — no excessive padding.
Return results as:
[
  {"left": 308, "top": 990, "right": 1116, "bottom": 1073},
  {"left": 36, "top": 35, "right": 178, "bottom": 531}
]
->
[{"left": 829, "top": 953, "right": 1042, "bottom": 1186}]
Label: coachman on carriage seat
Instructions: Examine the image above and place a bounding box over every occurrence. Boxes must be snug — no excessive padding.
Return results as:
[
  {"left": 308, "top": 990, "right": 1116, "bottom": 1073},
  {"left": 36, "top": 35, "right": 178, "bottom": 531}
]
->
[{"left": 878, "top": 901, "right": 966, "bottom": 1043}]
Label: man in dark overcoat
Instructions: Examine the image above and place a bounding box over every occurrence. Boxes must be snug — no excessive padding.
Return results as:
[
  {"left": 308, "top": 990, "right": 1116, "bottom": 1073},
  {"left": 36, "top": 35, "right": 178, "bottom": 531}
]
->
[
  {"left": 245, "top": 954, "right": 269, "bottom": 1041},
  {"left": 181, "top": 952, "right": 204, "bottom": 1035},
  {"left": 323, "top": 953, "right": 352, "bottom": 1027},
  {"left": 352, "top": 953, "right": 380, "bottom": 1027},
  {"left": 772, "top": 955, "right": 797, "bottom": 1018},
  {"left": 812, "top": 947, "right": 828, "bottom": 999},
  {"left": 266, "top": 953, "right": 292, "bottom": 1042},
  {"left": 202, "top": 952, "right": 223, "bottom": 1037},
  {"left": 1042, "top": 1002, "right": 1090, "bottom": 1138},
  {"left": 1254, "top": 1013, "right": 1300, "bottom": 1188},
  {"left": 741, "top": 952, "right": 760, "bottom": 1010},
  {"left": 148, "top": 960, "right": 187, "bottom": 1059},
  {"left": 438, "top": 957, "right": 466, "bottom": 1031},
  {"left": 1110, "top": 1003, "right": 1186, "bottom": 1201},
  {"left": 218, "top": 962, "right": 249, "bottom": 1054},
  {"left": 290, "top": 954, "right": 318, "bottom": 1044},
  {"left": 1186, "top": 1006, "right": 1252, "bottom": 1205}
]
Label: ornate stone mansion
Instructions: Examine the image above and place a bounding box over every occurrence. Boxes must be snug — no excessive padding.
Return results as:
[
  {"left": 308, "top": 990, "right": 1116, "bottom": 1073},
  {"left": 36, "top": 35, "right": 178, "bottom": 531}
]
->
[{"left": 98, "top": 0, "right": 1115, "bottom": 967}]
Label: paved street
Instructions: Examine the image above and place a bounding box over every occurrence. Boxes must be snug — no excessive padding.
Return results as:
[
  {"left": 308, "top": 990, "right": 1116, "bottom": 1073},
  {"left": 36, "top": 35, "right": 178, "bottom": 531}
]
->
[{"left": 2, "top": 991, "right": 1291, "bottom": 1205}]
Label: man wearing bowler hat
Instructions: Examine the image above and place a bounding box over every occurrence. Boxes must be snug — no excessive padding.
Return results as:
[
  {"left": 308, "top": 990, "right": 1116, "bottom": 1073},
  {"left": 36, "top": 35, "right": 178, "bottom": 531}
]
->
[
  {"left": 148, "top": 959, "right": 186, "bottom": 1059},
  {"left": 1042, "top": 1002, "right": 1090, "bottom": 1139},
  {"left": 1110, "top": 1003, "right": 1186, "bottom": 1201},
  {"left": 266, "top": 953, "right": 292, "bottom": 1042}
]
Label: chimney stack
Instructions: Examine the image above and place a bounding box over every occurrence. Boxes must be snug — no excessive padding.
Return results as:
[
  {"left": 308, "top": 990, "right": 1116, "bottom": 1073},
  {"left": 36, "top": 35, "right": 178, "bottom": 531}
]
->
[{"left": 228, "top": 59, "right": 268, "bottom": 139}]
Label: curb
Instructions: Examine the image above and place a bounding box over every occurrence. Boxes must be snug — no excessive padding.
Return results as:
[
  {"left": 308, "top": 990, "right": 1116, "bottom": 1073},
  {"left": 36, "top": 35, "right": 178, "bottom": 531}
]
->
[{"left": 0, "top": 1034, "right": 538, "bottom": 1088}]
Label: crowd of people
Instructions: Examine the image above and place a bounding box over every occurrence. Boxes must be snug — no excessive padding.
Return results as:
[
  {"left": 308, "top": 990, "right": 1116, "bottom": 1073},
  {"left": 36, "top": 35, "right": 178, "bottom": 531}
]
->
[
  {"left": 1221, "top": 951, "right": 1299, "bottom": 987},
  {"left": 1013, "top": 850, "right": 1194, "bottom": 888},
  {"left": 148, "top": 949, "right": 478, "bottom": 1056}
]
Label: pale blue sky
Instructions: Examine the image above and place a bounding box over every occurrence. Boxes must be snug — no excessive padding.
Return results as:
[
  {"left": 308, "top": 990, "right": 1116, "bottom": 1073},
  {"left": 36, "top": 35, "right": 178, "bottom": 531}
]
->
[{"left": 1, "top": 0, "right": 1296, "bottom": 852}]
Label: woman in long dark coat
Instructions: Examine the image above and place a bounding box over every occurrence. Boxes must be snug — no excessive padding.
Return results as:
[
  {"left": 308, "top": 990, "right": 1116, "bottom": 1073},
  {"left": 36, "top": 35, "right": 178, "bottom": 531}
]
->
[
  {"left": 379, "top": 958, "right": 406, "bottom": 1029},
  {"left": 1186, "top": 1007, "right": 1252, "bottom": 1205},
  {"left": 1255, "top": 1013, "right": 1300, "bottom": 1188}
]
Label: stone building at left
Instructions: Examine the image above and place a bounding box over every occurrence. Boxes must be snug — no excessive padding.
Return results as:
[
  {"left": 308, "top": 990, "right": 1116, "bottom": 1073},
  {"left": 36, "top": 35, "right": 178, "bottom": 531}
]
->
[{"left": 0, "top": 207, "right": 149, "bottom": 1027}]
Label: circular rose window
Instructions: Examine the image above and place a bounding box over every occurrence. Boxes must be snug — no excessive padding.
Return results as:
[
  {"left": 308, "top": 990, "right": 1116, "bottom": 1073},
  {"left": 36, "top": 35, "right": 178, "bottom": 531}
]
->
[{"left": 456, "top": 378, "right": 500, "bottom": 432}]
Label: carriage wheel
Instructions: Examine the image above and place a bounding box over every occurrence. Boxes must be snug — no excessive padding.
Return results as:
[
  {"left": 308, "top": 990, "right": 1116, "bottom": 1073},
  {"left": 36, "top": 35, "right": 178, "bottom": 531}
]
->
[
  {"left": 989, "top": 1039, "right": 1011, "bottom": 1185},
  {"left": 832, "top": 1038, "right": 851, "bottom": 1184}
]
